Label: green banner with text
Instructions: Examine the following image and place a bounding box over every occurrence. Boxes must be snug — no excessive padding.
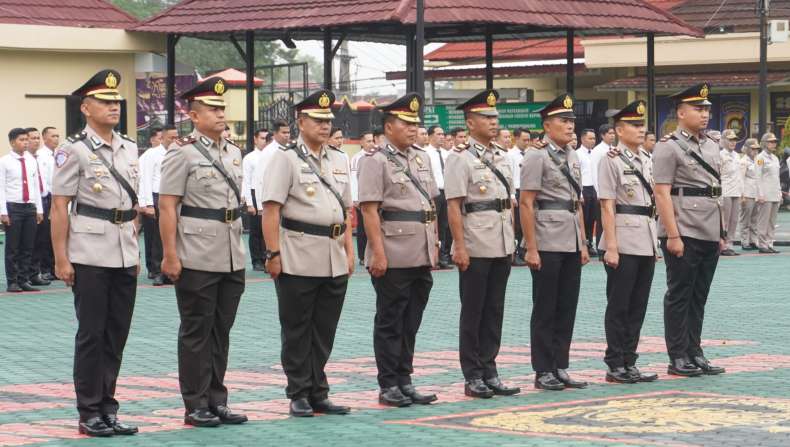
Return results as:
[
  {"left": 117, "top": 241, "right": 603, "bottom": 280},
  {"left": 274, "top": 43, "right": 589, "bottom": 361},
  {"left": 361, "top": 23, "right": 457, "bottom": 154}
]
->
[{"left": 422, "top": 102, "right": 547, "bottom": 131}]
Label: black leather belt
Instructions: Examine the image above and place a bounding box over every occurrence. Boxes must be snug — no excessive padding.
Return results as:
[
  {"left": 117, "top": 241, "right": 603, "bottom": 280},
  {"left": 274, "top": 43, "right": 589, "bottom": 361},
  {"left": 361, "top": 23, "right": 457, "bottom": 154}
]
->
[
  {"left": 465, "top": 198, "right": 512, "bottom": 213},
  {"left": 536, "top": 199, "right": 579, "bottom": 212},
  {"left": 616, "top": 204, "right": 656, "bottom": 218},
  {"left": 75, "top": 203, "right": 137, "bottom": 224},
  {"left": 670, "top": 186, "right": 722, "bottom": 198},
  {"left": 281, "top": 216, "right": 346, "bottom": 238},
  {"left": 180, "top": 205, "right": 243, "bottom": 223},
  {"left": 381, "top": 209, "right": 436, "bottom": 223}
]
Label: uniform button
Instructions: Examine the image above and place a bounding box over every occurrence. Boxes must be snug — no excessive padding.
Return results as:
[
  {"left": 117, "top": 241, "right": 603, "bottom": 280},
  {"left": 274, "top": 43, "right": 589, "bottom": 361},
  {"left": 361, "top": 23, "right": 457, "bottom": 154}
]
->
[
  {"left": 198, "top": 228, "right": 203, "bottom": 233},
  {"left": 397, "top": 228, "right": 402, "bottom": 233},
  {"left": 119, "top": 224, "right": 124, "bottom": 229},
  {"left": 87, "top": 226, "right": 92, "bottom": 231},
  {"left": 420, "top": 201, "right": 425, "bottom": 205}
]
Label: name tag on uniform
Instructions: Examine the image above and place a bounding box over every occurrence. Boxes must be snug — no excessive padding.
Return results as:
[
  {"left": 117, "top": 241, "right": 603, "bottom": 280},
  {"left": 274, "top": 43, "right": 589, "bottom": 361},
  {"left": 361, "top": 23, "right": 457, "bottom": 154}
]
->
[
  {"left": 417, "top": 166, "right": 430, "bottom": 172},
  {"left": 332, "top": 169, "right": 346, "bottom": 175},
  {"left": 199, "top": 161, "right": 213, "bottom": 167},
  {"left": 474, "top": 164, "right": 486, "bottom": 169},
  {"left": 623, "top": 169, "right": 637, "bottom": 175},
  {"left": 89, "top": 160, "right": 103, "bottom": 166}
]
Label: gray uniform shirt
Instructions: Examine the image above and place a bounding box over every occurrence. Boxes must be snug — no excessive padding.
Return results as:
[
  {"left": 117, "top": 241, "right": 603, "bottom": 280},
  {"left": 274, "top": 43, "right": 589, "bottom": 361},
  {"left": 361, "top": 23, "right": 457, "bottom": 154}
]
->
[
  {"left": 741, "top": 155, "right": 759, "bottom": 199},
  {"left": 159, "top": 131, "right": 246, "bottom": 273},
  {"left": 51, "top": 125, "right": 139, "bottom": 268},
  {"left": 755, "top": 151, "right": 782, "bottom": 202},
  {"left": 444, "top": 137, "right": 515, "bottom": 258},
  {"left": 261, "top": 137, "right": 351, "bottom": 278},
  {"left": 597, "top": 143, "right": 657, "bottom": 256},
  {"left": 357, "top": 138, "right": 439, "bottom": 268},
  {"left": 520, "top": 137, "right": 583, "bottom": 253},
  {"left": 653, "top": 128, "right": 722, "bottom": 242}
]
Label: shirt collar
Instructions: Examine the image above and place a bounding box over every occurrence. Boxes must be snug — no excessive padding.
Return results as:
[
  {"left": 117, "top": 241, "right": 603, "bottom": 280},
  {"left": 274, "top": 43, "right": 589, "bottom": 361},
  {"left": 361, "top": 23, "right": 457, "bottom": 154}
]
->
[
  {"left": 545, "top": 136, "right": 568, "bottom": 153},
  {"left": 194, "top": 130, "right": 228, "bottom": 152},
  {"left": 297, "top": 136, "right": 327, "bottom": 160},
  {"left": 467, "top": 136, "right": 492, "bottom": 156}
]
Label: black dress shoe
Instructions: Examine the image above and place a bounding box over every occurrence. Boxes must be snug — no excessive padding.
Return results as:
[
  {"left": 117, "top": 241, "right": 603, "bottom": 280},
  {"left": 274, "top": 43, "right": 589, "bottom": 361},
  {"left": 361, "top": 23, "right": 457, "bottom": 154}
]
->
[
  {"left": 184, "top": 408, "right": 221, "bottom": 427},
  {"left": 626, "top": 366, "right": 658, "bottom": 382},
  {"left": 379, "top": 386, "right": 412, "bottom": 407},
  {"left": 484, "top": 377, "right": 520, "bottom": 396},
  {"left": 211, "top": 405, "right": 248, "bottom": 424},
  {"left": 400, "top": 384, "right": 437, "bottom": 404},
  {"left": 6, "top": 283, "right": 22, "bottom": 293},
  {"left": 437, "top": 260, "right": 452, "bottom": 270},
  {"left": 102, "top": 414, "right": 138, "bottom": 435},
  {"left": 511, "top": 256, "right": 527, "bottom": 267},
  {"left": 289, "top": 398, "right": 314, "bottom": 417},
  {"left": 720, "top": 249, "right": 739, "bottom": 256},
  {"left": 588, "top": 245, "right": 598, "bottom": 257},
  {"left": 556, "top": 369, "right": 588, "bottom": 388},
  {"left": 78, "top": 417, "right": 114, "bottom": 437},
  {"left": 147, "top": 271, "right": 158, "bottom": 279},
  {"left": 692, "top": 356, "right": 726, "bottom": 375},
  {"left": 153, "top": 275, "right": 173, "bottom": 286},
  {"left": 464, "top": 378, "right": 494, "bottom": 398},
  {"left": 29, "top": 274, "right": 51, "bottom": 286},
  {"left": 19, "top": 282, "right": 40, "bottom": 292},
  {"left": 252, "top": 262, "right": 266, "bottom": 271},
  {"left": 310, "top": 398, "right": 351, "bottom": 414},
  {"left": 667, "top": 358, "right": 703, "bottom": 377},
  {"left": 534, "top": 372, "right": 565, "bottom": 391},
  {"left": 758, "top": 247, "right": 774, "bottom": 254},
  {"left": 606, "top": 367, "right": 637, "bottom": 384},
  {"left": 42, "top": 272, "right": 56, "bottom": 281}
]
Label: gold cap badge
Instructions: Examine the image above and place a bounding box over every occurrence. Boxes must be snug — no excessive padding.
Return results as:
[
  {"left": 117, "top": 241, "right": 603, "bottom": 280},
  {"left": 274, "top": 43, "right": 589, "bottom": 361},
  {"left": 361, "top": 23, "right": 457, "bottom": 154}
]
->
[
  {"left": 563, "top": 95, "right": 573, "bottom": 109},
  {"left": 409, "top": 97, "right": 420, "bottom": 112},
  {"left": 318, "top": 93, "right": 331, "bottom": 108},
  {"left": 486, "top": 92, "right": 497, "bottom": 107},
  {"left": 636, "top": 102, "right": 646, "bottom": 115},
  {"left": 105, "top": 72, "right": 118, "bottom": 89},
  {"left": 214, "top": 79, "right": 226, "bottom": 95},
  {"left": 700, "top": 84, "right": 709, "bottom": 98}
]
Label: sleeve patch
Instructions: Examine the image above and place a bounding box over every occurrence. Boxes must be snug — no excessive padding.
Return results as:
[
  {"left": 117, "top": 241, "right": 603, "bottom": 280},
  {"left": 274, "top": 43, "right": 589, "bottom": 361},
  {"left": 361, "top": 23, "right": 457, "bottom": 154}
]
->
[{"left": 54, "top": 149, "right": 69, "bottom": 168}]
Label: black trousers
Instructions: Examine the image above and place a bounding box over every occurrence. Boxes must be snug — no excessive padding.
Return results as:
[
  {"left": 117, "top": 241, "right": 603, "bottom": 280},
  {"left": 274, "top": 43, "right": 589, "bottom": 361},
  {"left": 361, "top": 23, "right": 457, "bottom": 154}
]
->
[
  {"left": 32, "top": 195, "right": 53, "bottom": 277},
  {"left": 275, "top": 273, "right": 347, "bottom": 400},
  {"left": 248, "top": 192, "right": 265, "bottom": 265},
  {"left": 582, "top": 186, "right": 598, "bottom": 245},
  {"left": 530, "top": 251, "right": 581, "bottom": 372},
  {"left": 661, "top": 237, "right": 719, "bottom": 361},
  {"left": 142, "top": 193, "right": 162, "bottom": 275},
  {"left": 604, "top": 254, "right": 655, "bottom": 369},
  {"left": 513, "top": 191, "right": 523, "bottom": 254},
  {"left": 459, "top": 257, "right": 511, "bottom": 380},
  {"left": 436, "top": 190, "right": 451, "bottom": 260},
  {"left": 372, "top": 267, "right": 432, "bottom": 388},
  {"left": 355, "top": 206, "right": 367, "bottom": 261},
  {"left": 175, "top": 268, "right": 244, "bottom": 412},
  {"left": 3, "top": 202, "right": 37, "bottom": 285},
  {"left": 72, "top": 263, "right": 136, "bottom": 421}
]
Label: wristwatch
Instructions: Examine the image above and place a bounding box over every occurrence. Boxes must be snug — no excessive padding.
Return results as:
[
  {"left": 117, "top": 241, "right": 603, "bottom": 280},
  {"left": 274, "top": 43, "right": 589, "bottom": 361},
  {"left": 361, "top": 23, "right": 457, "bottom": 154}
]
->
[{"left": 264, "top": 250, "right": 281, "bottom": 260}]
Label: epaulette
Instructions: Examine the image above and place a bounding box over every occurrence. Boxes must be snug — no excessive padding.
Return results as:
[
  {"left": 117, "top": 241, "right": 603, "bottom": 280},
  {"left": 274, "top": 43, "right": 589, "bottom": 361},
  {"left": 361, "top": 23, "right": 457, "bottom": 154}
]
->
[
  {"left": 705, "top": 131, "right": 720, "bottom": 142},
  {"left": 66, "top": 131, "right": 88, "bottom": 144},
  {"left": 491, "top": 141, "right": 504, "bottom": 150},
  {"left": 411, "top": 144, "right": 426, "bottom": 152},
  {"left": 365, "top": 147, "right": 380, "bottom": 156},
  {"left": 454, "top": 143, "right": 469, "bottom": 152},
  {"left": 532, "top": 140, "right": 548, "bottom": 150},
  {"left": 327, "top": 144, "right": 344, "bottom": 153},
  {"left": 224, "top": 137, "right": 239, "bottom": 148},
  {"left": 659, "top": 134, "right": 672, "bottom": 143},
  {"left": 120, "top": 133, "right": 135, "bottom": 143},
  {"left": 606, "top": 147, "right": 622, "bottom": 159},
  {"left": 283, "top": 140, "right": 298, "bottom": 151},
  {"left": 176, "top": 136, "right": 196, "bottom": 147}
]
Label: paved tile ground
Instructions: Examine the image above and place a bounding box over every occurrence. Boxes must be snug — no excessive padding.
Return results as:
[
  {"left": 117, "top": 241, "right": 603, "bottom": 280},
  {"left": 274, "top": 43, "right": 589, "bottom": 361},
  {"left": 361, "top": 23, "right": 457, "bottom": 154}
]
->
[{"left": 0, "top": 220, "right": 789, "bottom": 446}]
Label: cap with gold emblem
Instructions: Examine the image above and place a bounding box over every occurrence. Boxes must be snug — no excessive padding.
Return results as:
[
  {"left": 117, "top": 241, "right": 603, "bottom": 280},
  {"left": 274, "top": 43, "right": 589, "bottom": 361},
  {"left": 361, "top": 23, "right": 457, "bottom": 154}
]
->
[
  {"left": 722, "top": 129, "right": 738, "bottom": 140},
  {"left": 612, "top": 100, "right": 646, "bottom": 125},
  {"left": 538, "top": 93, "right": 576, "bottom": 120},
  {"left": 295, "top": 89, "right": 336, "bottom": 120},
  {"left": 378, "top": 92, "right": 422, "bottom": 123},
  {"left": 457, "top": 89, "right": 499, "bottom": 117},
  {"left": 181, "top": 77, "right": 227, "bottom": 107},
  {"left": 72, "top": 69, "right": 123, "bottom": 101},
  {"left": 761, "top": 132, "right": 778, "bottom": 143},
  {"left": 669, "top": 83, "right": 712, "bottom": 106}
]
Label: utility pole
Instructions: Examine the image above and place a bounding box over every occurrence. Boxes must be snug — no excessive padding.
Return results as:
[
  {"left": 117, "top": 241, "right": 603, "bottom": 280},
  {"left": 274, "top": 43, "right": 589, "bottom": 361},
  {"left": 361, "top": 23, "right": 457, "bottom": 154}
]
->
[{"left": 759, "top": 0, "right": 769, "bottom": 136}]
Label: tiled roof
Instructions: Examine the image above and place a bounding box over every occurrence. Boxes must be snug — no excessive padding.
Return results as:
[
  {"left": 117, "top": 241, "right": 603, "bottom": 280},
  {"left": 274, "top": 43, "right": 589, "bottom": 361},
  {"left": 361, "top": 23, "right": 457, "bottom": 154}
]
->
[
  {"left": 0, "top": 0, "right": 138, "bottom": 29},
  {"left": 204, "top": 68, "right": 264, "bottom": 87},
  {"left": 386, "top": 63, "right": 585, "bottom": 80},
  {"left": 670, "top": 0, "right": 790, "bottom": 33},
  {"left": 597, "top": 71, "right": 790, "bottom": 91},
  {"left": 425, "top": 37, "right": 582, "bottom": 63}
]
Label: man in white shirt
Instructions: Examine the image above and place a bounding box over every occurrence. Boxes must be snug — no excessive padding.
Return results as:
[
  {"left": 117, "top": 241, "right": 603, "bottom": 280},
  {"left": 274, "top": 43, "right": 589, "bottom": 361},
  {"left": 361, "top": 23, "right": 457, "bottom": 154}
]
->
[
  {"left": 26, "top": 127, "right": 55, "bottom": 284},
  {"left": 1, "top": 128, "right": 44, "bottom": 292},
  {"left": 350, "top": 131, "right": 376, "bottom": 264},
  {"left": 496, "top": 128, "right": 513, "bottom": 150},
  {"left": 590, "top": 124, "right": 616, "bottom": 248},
  {"left": 138, "top": 127, "right": 165, "bottom": 281},
  {"left": 507, "top": 128, "right": 530, "bottom": 265},
  {"left": 719, "top": 129, "right": 742, "bottom": 256},
  {"left": 576, "top": 128, "right": 598, "bottom": 255},
  {"left": 146, "top": 125, "right": 178, "bottom": 285},
  {"left": 242, "top": 128, "right": 269, "bottom": 271},
  {"left": 642, "top": 131, "right": 656, "bottom": 157},
  {"left": 424, "top": 126, "right": 451, "bottom": 268},
  {"left": 41, "top": 126, "right": 60, "bottom": 157}
]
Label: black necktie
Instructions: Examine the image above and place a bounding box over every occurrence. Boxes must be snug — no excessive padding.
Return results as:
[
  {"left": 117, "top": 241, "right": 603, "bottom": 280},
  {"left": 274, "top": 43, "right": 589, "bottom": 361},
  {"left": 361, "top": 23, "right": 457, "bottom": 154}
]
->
[{"left": 438, "top": 149, "right": 445, "bottom": 171}]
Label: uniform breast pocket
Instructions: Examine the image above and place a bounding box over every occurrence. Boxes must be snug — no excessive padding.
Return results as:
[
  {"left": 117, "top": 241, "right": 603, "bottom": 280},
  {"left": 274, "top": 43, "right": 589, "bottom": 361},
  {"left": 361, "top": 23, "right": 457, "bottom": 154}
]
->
[
  {"left": 231, "top": 166, "right": 243, "bottom": 183},
  {"left": 417, "top": 168, "right": 433, "bottom": 184},
  {"left": 299, "top": 173, "right": 320, "bottom": 199},
  {"left": 615, "top": 214, "right": 640, "bottom": 227},
  {"left": 382, "top": 222, "right": 416, "bottom": 237},
  {"left": 71, "top": 217, "right": 105, "bottom": 235},
  {"left": 193, "top": 167, "right": 216, "bottom": 184},
  {"left": 390, "top": 175, "right": 411, "bottom": 194},
  {"left": 471, "top": 171, "right": 488, "bottom": 184},
  {"left": 332, "top": 171, "right": 349, "bottom": 184},
  {"left": 183, "top": 224, "right": 217, "bottom": 238}
]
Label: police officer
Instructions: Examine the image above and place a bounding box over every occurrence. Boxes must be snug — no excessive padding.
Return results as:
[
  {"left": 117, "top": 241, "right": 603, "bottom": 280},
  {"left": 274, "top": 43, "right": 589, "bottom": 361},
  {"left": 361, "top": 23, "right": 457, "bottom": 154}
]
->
[
  {"left": 598, "top": 100, "right": 659, "bottom": 384},
  {"left": 261, "top": 90, "right": 354, "bottom": 417},
  {"left": 653, "top": 83, "right": 725, "bottom": 377},
  {"left": 755, "top": 132, "right": 782, "bottom": 254},
  {"left": 719, "top": 129, "right": 742, "bottom": 256},
  {"left": 520, "top": 94, "right": 590, "bottom": 391},
  {"left": 159, "top": 77, "right": 248, "bottom": 427},
  {"left": 739, "top": 138, "right": 761, "bottom": 250},
  {"left": 51, "top": 69, "right": 139, "bottom": 436},
  {"left": 444, "top": 90, "right": 520, "bottom": 399},
  {"left": 358, "top": 93, "right": 439, "bottom": 407}
]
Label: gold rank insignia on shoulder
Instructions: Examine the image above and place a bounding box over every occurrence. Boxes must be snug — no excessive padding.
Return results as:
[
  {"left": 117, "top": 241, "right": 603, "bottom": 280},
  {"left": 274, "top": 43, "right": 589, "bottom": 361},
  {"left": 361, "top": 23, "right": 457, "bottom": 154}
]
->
[
  {"left": 415, "top": 155, "right": 423, "bottom": 166},
  {"left": 233, "top": 159, "right": 240, "bottom": 166}
]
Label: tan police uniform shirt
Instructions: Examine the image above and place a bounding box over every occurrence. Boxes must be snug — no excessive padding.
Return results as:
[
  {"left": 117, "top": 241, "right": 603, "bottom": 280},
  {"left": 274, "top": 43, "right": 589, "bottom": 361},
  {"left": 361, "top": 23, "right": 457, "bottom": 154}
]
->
[
  {"left": 653, "top": 128, "right": 722, "bottom": 242},
  {"left": 596, "top": 143, "right": 657, "bottom": 256},
  {"left": 741, "top": 154, "right": 759, "bottom": 199},
  {"left": 520, "top": 137, "right": 584, "bottom": 253},
  {"left": 52, "top": 125, "right": 139, "bottom": 268},
  {"left": 720, "top": 149, "right": 743, "bottom": 198},
  {"left": 262, "top": 136, "right": 351, "bottom": 278},
  {"left": 357, "top": 138, "right": 439, "bottom": 268},
  {"left": 755, "top": 150, "right": 782, "bottom": 202},
  {"left": 158, "top": 131, "right": 246, "bottom": 273},
  {"left": 444, "top": 137, "right": 515, "bottom": 258}
]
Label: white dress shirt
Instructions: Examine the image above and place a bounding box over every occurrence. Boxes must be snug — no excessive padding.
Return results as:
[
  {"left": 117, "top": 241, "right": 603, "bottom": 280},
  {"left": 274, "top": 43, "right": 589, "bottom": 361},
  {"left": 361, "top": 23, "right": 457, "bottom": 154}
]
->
[
  {"left": 253, "top": 140, "right": 283, "bottom": 209},
  {"left": 138, "top": 144, "right": 166, "bottom": 207},
  {"left": 507, "top": 146, "right": 528, "bottom": 190},
  {"left": 242, "top": 147, "right": 263, "bottom": 205},
  {"left": 32, "top": 148, "right": 54, "bottom": 197},
  {"left": 1, "top": 151, "right": 44, "bottom": 214},
  {"left": 590, "top": 141, "right": 612, "bottom": 193},
  {"left": 424, "top": 144, "right": 445, "bottom": 190},
  {"left": 720, "top": 148, "right": 743, "bottom": 197},
  {"left": 350, "top": 149, "right": 367, "bottom": 202},
  {"left": 575, "top": 145, "right": 595, "bottom": 187}
]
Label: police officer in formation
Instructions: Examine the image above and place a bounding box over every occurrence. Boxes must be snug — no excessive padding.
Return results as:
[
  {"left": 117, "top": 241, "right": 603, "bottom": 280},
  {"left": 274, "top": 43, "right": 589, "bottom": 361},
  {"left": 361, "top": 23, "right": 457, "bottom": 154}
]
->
[
  {"left": 51, "top": 69, "right": 140, "bottom": 436},
  {"left": 158, "top": 77, "right": 248, "bottom": 427},
  {"left": 755, "top": 132, "right": 782, "bottom": 253},
  {"left": 261, "top": 90, "right": 354, "bottom": 417},
  {"left": 739, "top": 138, "right": 762, "bottom": 250},
  {"left": 358, "top": 93, "right": 439, "bottom": 407},
  {"left": 598, "top": 100, "right": 659, "bottom": 384},
  {"left": 444, "top": 90, "right": 520, "bottom": 398},
  {"left": 718, "top": 129, "right": 741, "bottom": 256},
  {"left": 653, "top": 83, "right": 725, "bottom": 377},
  {"left": 520, "top": 94, "right": 590, "bottom": 391}
]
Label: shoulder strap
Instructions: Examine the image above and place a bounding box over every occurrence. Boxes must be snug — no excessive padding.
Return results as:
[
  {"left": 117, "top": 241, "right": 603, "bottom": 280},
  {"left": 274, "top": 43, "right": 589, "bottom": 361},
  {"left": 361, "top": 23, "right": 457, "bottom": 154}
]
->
[
  {"left": 289, "top": 143, "right": 347, "bottom": 221},
  {"left": 618, "top": 152, "right": 654, "bottom": 200},
  {"left": 669, "top": 135, "right": 721, "bottom": 182},
  {"left": 381, "top": 145, "right": 434, "bottom": 204},
  {"left": 466, "top": 146, "right": 511, "bottom": 197},
  {"left": 192, "top": 138, "right": 242, "bottom": 206},
  {"left": 80, "top": 140, "right": 138, "bottom": 207},
  {"left": 545, "top": 145, "right": 581, "bottom": 198}
]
